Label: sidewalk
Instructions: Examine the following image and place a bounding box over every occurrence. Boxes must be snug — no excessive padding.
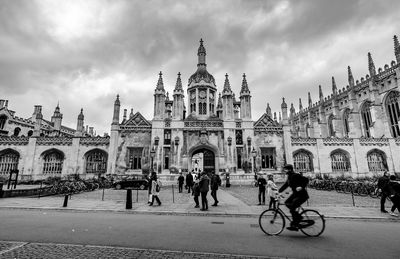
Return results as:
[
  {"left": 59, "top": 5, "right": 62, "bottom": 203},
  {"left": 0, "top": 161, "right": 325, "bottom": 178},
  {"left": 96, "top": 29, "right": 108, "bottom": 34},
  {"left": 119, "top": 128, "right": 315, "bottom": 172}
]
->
[{"left": 0, "top": 188, "right": 398, "bottom": 221}]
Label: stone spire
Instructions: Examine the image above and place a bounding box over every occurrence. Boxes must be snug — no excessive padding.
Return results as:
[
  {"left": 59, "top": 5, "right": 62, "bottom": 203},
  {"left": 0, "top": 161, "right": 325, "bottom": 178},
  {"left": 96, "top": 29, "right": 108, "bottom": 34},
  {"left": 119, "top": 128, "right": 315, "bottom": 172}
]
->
[
  {"left": 217, "top": 93, "right": 222, "bottom": 109},
  {"left": 240, "top": 73, "right": 250, "bottom": 94},
  {"left": 112, "top": 94, "right": 120, "bottom": 125},
  {"left": 156, "top": 71, "right": 165, "bottom": 91},
  {"left": 332, "top": 76, "right": 337, "bottom": 95},
  {"left": 174, "top": 72, "right": 183, "bottom": 91},
  {"left": 290, "top": 103, "right": 295, "bottom": 119},
  {"left": 308, "top": 92, "right": 312, "bottom": 107},
  {"left": 319, "top": 85, "right": 323, "bottom": 101},
  {"left": 129, "top": 108, "right": 134, "bottom": 118},
  {"left": 266, "top": 103, "right": 271, "bottom": 116},
  {"left": 75, "top": 108, "right": 84, "bottom": 136},
  {"left": 299, "top": 98, "right": 303, "bottom": 110},
  {"left": 394, "top": 35, "right": 400, "bottom": 63},
  {"left": 197, "top": 38, "right": 206, "bottom": 67},
  {"left": 368, "top": 52, "right": 376, "bottom": 77},
  {"left": 348, "top": 66, "right": 355, "bottom": 87},
  {"left": 281, "top": 97, "right": 287, "bottom": 109},
  {"left": 51, "top": 103, "right": 63, "bottom": 132},
  {"left": 223, "top": 73, "right": 232, "bottom": 93},
  {"left": 281, "top": 98, "right": 288, "bottom": 123}
]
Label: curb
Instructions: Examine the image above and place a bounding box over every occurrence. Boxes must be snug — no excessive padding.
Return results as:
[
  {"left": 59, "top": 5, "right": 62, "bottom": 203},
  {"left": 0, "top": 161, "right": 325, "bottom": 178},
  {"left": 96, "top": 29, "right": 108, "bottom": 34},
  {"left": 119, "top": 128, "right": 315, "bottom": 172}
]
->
[{"left": 1, "top": 206, "right": 399, "bottom": 221}]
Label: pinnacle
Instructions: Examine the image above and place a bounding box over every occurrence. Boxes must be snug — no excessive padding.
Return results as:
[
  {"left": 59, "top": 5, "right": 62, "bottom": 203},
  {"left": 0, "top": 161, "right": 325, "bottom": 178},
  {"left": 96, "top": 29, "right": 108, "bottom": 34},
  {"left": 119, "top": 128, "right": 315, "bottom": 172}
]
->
[
  {"left": 156, "top": 71, "right": 165, "bottom": 91},
  {"left": 223, "top": 73, "right": 231, "bottom": 92},
  {"left": 240, "top": 73, "right": 249, "bottom": 93},
  {"left": 174, "top": 72, "right": 183, "bottom": 91}
]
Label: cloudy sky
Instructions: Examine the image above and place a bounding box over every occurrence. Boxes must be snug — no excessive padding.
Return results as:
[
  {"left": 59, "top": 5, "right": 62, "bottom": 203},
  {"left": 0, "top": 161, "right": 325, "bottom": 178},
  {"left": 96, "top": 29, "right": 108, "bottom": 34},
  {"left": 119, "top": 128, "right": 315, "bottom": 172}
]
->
[{"left": 1, "top": 0, "right": 399, "bottom": 135}]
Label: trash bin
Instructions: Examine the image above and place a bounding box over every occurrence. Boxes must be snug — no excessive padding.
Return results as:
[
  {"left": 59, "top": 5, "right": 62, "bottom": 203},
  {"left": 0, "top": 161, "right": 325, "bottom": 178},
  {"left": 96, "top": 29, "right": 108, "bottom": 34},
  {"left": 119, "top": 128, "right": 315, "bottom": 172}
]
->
[{"left": 225, "top": 173, "right": 230, "bottom": 188}]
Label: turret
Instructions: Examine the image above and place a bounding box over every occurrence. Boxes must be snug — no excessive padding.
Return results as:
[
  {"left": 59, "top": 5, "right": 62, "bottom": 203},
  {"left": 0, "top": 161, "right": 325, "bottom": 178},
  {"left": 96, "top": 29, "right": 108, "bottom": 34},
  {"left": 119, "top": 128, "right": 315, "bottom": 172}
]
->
[
  {"left": 33, "top": 106, "right": 43, "bottom": 137},
  {"left": 112, "top": 95, "right": 120, "bottom": 125},
  {"left": 281, "top": 97, "right": 288, "bottom": 123},
  {"left": 368, "top": 52, "right": 376, "bottom": 77},
  {"left": 348, "top": 66, "right": 355, "bottom": 87},
  {"left": 290, "top": 103, "right": 295, "bottom": 120},
  {"left": 216, "top": 93, "right": 223, "bottom": 119},
  {"left": 308, "top": 92, "right": 312, "bottom": 107},
  {"left": 319, "top": 85, "right": 324, "bottom": 102},
  {"left": 239, "top": 73, "right": 252, "bottom": 120},
  {"left": 266, "top": 103, "right": 272, "bottom": 117},
  {"left": 198, "top": 38, "right": 206, "bottom": 67},
  {"left": 129, "top": 108, "right": 134, "bottom": 119},
  {"left": 122, "top": 109, "right": 127, "bottom": 122},
  {"left": 394, "top": 35, "right": 400, "bottom": 64},
  {"left": 299, "top": 98, "right": 303, "bottom": 111},
  {"left": 75, "top": 108, "right": 84, "bottom": 136},
  {"left": 332, "top": 76, "right": 337, "bottom": 95},
  {"left": 51, "top": 103, "right": 63, "bottom": 132},
  {"left": 172, "top": 72, "right": 185, "bottom": 120},
  {"left": 222, "top": 74, "right": 234, "bottom": 120},
  {"left": 154, "top": 72, "right": 166, "bottom": 119}
]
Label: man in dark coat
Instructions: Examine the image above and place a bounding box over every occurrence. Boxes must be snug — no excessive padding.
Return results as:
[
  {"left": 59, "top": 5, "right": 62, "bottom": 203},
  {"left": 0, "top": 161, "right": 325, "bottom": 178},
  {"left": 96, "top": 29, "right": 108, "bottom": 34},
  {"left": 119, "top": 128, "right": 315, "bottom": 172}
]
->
[
  {"left": 278, "top": 164, "right": 309, "bottom": 231},
  {"left": 199, "top": 172, "right": 210, "bottom": 211},
  {"left": 210, "top": 171, "right": 221, "bottom": 206},
  {"left": 377, "top": 171, "right": 390, "bottom": 213},
  {"left": 186, "top": 172, "right": 194, "bottom": 194},
  {"left": 383, "top": 175, "right": 400, "bottom": 216},
  {"left": 177, "top": 173, "right": 185, "bottom": 193}
]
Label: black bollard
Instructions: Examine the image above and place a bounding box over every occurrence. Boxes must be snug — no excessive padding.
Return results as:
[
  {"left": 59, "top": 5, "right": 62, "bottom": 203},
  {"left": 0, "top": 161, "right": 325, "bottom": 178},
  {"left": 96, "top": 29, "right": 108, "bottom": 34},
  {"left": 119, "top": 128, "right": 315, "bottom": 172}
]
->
[
  {"left": 126, "top": 189, "right": 132, "bottom": 209},
  {"left": 63, "top": 194, "right": 68, "bottom": 207}
]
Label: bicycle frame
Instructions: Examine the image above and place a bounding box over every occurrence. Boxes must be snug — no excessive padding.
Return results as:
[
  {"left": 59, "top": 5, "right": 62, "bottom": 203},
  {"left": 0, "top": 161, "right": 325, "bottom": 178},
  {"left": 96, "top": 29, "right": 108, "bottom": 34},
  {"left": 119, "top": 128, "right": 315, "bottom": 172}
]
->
[{"left": 272, "top": 198, "right": 304, "bottom": 225}]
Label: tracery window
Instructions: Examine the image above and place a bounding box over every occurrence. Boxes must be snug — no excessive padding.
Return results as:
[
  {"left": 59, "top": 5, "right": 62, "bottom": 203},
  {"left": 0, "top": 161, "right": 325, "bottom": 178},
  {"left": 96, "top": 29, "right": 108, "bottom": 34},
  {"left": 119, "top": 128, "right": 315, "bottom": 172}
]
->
[
  {"left": 261, "top": 148, "right": 275, "bottom": 169},
  {"left": 293, "top": 150, "right": 313, "bottom": 172},
  {"left": 198, "top": 89, "right": 207, "bottom": 115},
  {"left": 209, "top": 91, "right": 215, "bottom": 115},
  {"left": 43, "top": 150, "right": 63, "bottom": 174},
  {"left": 343, "top": 109, "right": 350, "bottom": 137},
  {"left": 190, "top": 90, "right": 196, "bottom": 113},
  {"left": 164, "top": 129, "right": 171, "bottom": 145},
  {"left": 85, "top": 150, "right": 107, "bottom": 174},
  {"left": 128, "top": 147, "right": 143, "bottom": 170},
  {"left": 385, "top": 91, "right": 400, "bottom": 137},
  {"left": 361, "top": 102, "right": 372, "bottom": 137},
  {"left": 367, "top": 150, "right": 387, "bottom": 172},
  {"left": 330, "top": 150, "right": 351, "bottom": 172},
  {"left": 235, "top": 130, "right": 243, "bottom": 145},
  {"left": 0, "top": 150, "right": 19, "bottom": 175}
]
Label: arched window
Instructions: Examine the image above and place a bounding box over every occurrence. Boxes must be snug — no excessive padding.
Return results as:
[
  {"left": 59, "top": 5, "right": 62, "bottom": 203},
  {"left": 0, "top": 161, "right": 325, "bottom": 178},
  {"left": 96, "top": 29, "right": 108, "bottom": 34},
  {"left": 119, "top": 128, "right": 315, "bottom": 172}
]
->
[
  {"left": 385, "top": 91, "right": 400, "bottom": 137},
  {"left": 343, "top": 109, "right": 350, "bottom": 137},
  {"left": 13, "top": 127, "right": 21, "bottom": 137},
  {"left": 43, "top": 150, "right": 64, "bottom": 174},
  {"left": 261, "top": 148, "right": 275, "bottom": 169},
  {"left": 328, "top": 115, "right": 335, "bottom": 137},
  {"left": 85, "top": 150, "right": 107, "bottom": 174},
  {"left": 331, "top": 150, "right": 351, "bottom": 172},
  {"left": 367, "top": 149, "right": 387, "bottom": 172},
  {"left": 293, "top": 150, "right": 313, "bottom": 172},
  {"left": 128, "top": 147, "right": 143, "bottom": 170},
  {"left": 361, "top": 102, "right": 372, "bottom": 137},
  {"left": 0, "top": 149, "right": 19, "bottom": 175},
  {"left": 0, "top": 115, "right": 7, "bottom": 130}
]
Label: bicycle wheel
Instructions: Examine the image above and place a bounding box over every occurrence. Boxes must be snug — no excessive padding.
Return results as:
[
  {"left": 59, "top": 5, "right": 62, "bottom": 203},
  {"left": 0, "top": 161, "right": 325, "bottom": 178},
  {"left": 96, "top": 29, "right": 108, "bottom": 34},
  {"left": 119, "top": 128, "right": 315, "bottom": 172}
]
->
[
  {"left": 259, "top": 209, "right": 285, "bottom": 236},
  {"left": 299, "top": 209, "right": 325, "bottom": 237}
]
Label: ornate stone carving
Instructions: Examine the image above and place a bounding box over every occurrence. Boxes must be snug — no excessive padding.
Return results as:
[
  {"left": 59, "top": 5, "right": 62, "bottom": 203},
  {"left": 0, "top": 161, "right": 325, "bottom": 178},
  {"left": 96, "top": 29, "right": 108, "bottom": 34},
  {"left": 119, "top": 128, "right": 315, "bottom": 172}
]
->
[
  {"left": 0, "top": 136, "right": 29, "bottom": 145},
  {"left": 79, "top": 137, "right": 110, "bottom": 146},
  {"left": 322, "top": 137, "right": 353, "bottom": 146},
  {"left": 184, "top": 120, "right": 223, "bottom": 128},
  {"left": 291, "top": 137, "right": 317, "bottom": 146},
  {"left": 36, "top": 137, "right": 73, "bottom": 146}
]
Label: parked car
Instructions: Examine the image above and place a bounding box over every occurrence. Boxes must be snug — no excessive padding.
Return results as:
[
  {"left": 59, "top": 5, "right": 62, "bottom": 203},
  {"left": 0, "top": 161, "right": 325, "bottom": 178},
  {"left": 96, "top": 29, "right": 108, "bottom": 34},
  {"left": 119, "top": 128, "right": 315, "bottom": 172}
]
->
[{"left": 113, "top": 174, "right": 149, "bottom": 190}]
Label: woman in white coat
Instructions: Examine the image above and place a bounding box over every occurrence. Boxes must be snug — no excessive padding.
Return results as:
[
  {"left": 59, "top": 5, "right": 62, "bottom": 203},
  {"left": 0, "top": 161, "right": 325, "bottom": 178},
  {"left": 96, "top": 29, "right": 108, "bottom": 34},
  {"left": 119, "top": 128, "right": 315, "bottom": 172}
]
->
[{"left": 149, "top": 174, "right": 162, "bottom": 206}]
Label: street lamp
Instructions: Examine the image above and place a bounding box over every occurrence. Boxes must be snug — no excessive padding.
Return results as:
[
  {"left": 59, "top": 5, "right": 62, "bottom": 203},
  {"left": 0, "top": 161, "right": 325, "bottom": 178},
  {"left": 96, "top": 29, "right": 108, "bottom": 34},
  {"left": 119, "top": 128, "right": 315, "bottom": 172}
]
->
[
  {"left": 251, "top": 147, "right": 257, "bottom": 181},
  {"left": 150, "top": 147, "right": 156, "bottom": 173}
]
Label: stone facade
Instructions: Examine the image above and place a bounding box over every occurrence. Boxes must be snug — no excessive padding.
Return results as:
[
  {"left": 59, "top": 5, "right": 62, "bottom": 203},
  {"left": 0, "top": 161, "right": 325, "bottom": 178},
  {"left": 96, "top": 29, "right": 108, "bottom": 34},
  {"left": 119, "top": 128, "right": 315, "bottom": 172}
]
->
[{"left": 1, "top": 36, "right": 400, "bottom": 181}]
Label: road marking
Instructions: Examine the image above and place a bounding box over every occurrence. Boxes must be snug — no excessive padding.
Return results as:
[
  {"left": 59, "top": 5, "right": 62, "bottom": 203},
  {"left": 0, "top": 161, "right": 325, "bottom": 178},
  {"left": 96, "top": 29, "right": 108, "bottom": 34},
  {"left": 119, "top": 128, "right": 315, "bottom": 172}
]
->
[{"left": 0, "top": 242, "right": 28, "bottom": 255}]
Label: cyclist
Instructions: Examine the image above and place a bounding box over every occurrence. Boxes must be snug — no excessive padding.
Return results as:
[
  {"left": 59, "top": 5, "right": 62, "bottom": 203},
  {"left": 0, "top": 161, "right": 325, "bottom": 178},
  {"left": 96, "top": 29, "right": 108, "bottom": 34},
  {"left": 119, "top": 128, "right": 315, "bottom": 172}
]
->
[{"left": 278, "top": 164, "right": 309, "bottom": 231}]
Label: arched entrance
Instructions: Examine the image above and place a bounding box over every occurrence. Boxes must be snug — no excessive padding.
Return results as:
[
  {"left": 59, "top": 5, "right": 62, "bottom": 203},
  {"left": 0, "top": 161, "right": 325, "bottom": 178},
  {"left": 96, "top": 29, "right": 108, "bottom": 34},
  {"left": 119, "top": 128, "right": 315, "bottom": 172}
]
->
[{"left": 191, "top": 148, "right": 215, "bottom": 174}]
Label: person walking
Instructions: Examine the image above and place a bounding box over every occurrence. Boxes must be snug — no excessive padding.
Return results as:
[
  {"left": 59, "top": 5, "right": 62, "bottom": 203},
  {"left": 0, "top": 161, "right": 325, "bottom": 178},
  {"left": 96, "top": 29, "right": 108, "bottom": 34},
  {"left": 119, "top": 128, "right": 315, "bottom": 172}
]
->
[
  {"left": 257, "top": 174, "right": 267, "bottom": 205},
  {"left": 186, "top": 171, "right": 194, "bottom": 194},
  {"left": 146, "top": 172, "right": 154, "bottom": 204},
  {"left": 383, "top": 175, "right": 400, "bottom": 217},
  {"left": 377, "top": 171, "right": 390, "bottom": 213},
  {"left": 149, "top": 174, "right": 162, "bottom": 206},
  {"left": 210, "top": 171, "right": 221, "bottom": 206},
  {"left": 177, "top": 173, "right": 185, "bottom": 193},
  {"left": 266, "top": 174, "right": 278, "bottom": 209},
  {"left": 193, "top": 177, "right": 200, "bottom": 208},
  {"left": 199, "top": 171, "right": 210, "bottom": 211}
]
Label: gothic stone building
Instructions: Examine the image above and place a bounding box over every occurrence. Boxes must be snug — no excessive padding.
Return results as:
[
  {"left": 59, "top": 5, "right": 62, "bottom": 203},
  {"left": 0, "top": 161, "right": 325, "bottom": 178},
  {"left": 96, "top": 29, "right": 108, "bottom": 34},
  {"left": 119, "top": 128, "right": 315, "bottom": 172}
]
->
[{"left": 1, "top": 36, "right": 400, "bottom": 182}]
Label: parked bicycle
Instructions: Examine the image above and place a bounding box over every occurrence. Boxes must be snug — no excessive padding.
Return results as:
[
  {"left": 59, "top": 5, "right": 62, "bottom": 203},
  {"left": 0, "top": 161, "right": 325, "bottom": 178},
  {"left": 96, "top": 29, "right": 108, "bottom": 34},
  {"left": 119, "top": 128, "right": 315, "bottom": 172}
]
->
[{"left": 259, "top": 194, "right": 325, "bottom": 237}]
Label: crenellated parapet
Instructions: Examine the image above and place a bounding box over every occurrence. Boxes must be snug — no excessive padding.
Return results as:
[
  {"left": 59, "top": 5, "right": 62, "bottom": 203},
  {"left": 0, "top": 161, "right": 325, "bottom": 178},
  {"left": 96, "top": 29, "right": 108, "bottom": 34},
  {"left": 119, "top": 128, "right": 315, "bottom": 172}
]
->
[
  {"left": 291, "top": 137, "right": 317, "bottom": 146},
  {"left": 322, "top": 137, "right": 353, "bottom": 146},
  {"left": 0, "top": 136, "right": 29, "bottom": 145},
  {"left": 36, "top": 137, "right": 73, "bottom": 146},
  {"left": 79, "top": 136, "right": 110, "bottom": 146},
  {"left": 359, "top": 137, "right": 389, "bottom": 146}
]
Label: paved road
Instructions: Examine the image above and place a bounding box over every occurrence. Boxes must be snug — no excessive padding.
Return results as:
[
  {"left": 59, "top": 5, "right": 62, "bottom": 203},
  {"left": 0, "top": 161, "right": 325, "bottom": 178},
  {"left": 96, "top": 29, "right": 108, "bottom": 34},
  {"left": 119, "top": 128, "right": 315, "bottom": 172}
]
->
[{"left": 0, "top": 209, "right": 399, "bottom": 259}]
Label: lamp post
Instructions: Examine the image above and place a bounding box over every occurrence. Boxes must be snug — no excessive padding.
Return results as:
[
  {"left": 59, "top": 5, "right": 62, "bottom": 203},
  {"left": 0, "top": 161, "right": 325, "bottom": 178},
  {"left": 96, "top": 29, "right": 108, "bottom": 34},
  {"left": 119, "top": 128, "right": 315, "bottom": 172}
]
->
[
  {"left": 251, "top": 147, "right": 257, "bottom": 181},
  {"left": 150, "top": 147, "right": 156, "bottom": 173}
]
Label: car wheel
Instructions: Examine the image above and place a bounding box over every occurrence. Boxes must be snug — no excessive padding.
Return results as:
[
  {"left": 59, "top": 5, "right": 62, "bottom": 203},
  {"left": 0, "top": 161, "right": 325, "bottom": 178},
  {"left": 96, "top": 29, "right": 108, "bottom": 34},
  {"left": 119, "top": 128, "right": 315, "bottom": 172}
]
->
[
  {"left": 115, "top": 184, "right": 122, "bottom": 190},
  {"left": 139, "top": 184, "right": 145, "bottom": 190}
]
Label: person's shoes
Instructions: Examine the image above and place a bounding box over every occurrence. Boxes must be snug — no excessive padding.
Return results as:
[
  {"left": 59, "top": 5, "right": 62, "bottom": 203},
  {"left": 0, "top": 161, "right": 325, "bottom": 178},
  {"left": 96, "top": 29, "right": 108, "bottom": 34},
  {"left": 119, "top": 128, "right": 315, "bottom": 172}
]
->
[
  {"left": 286, "top": 226, "right": 299, "bottom": 231},
  {"left": 257, "top": 203, "right": 262, "bottom": 206},
  {"left": 389, "top": 211, "right": 398, "bottom": 217},
  {"left": 158, "top": 202, "right": 161, "bottom": 206},
  {"left": 148, "top": 203, "right": 153, "bottom": 206},
  {"left": 194, "top": 205, "right": 199, "bottom": 208},
  {"left": 381, "top": 210, "right": 388, "bottom": 213}
]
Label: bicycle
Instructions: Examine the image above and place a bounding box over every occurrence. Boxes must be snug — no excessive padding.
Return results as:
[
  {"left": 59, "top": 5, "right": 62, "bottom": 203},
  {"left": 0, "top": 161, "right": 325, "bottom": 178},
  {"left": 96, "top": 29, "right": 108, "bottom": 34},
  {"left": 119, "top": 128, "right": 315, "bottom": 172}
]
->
[{"left": 259, "top": 194, "right": 326, "bottom": 237}]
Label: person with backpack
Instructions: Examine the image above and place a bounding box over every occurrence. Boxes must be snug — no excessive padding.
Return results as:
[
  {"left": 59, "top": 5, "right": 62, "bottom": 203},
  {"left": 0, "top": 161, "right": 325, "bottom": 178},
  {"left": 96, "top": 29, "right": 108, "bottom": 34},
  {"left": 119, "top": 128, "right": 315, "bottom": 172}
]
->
[
  {"left": 149, "top": 174, "right": 162, "bottom": 206},
  {"left": 383, "top": 175, "right": 400, "bottom": 217},
  {"left": 377, "top": 171, "right": 390, "bottom": 213},
  {"left": 278, "top": 164, "right": 309, "bottom": 231},
  {"left": 210, "top": 171, "right": 221, "bottom": 206},
  {"left": 199, "top": 171, "right": 210, "bottom": 211}
]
